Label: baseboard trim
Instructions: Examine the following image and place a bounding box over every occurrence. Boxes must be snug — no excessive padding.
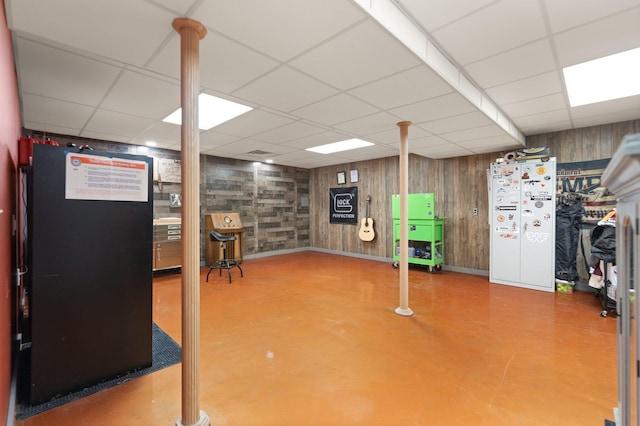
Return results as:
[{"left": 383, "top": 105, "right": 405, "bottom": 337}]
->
[
  {"left": 201, "top": 247, "right": 490, "bottom": 278},
  {"left": 441, "top": 265, "right": 489, "bottom": 277}
]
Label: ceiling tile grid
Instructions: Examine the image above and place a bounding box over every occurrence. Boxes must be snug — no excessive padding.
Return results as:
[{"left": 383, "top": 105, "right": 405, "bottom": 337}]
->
[{"left": 6, "top": 0, "right": 640, "bottom": 168}]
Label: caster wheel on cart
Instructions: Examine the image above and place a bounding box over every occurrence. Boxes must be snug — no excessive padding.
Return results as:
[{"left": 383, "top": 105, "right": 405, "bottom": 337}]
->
[
  {"left": 600, "top": 310, "right": 608, "bottom": 317},
  {"left": 435, "top": 265, "right": 442, "bottom": 271},
  {"left": 392, "top": 262, "right": 399, "bottom": 269}
]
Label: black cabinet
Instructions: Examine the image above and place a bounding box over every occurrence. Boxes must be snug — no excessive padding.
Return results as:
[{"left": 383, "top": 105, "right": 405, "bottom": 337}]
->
[{"left": 22, "top": 144, "right": 153, "bottom": 404}]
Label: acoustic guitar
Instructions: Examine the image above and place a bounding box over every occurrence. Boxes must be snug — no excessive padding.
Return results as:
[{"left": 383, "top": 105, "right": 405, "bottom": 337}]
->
[{"left": 358, "top": 195, "right": 375, "bottom": 241}]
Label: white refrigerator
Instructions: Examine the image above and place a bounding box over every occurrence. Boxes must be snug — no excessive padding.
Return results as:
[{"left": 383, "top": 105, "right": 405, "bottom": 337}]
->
[{"left": 489, "top": 158, "right": 556, "bottom": 292}]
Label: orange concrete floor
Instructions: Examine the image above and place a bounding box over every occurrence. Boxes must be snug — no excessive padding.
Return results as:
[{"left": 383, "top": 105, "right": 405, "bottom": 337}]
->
[{"left": 16, "top": 251, "right": 618, "bottom": 425}]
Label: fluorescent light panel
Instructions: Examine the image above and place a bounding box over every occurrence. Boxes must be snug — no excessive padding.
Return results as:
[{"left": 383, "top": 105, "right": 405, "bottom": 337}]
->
[
  {"left": 163, "top": 93, "right": 252, "bottom": 130},
  {"left": 563, "top": 47, "right": 640, "bottom": 107},
  {"left": 306, "top": 138, "right": 374, "bottom": 154}
]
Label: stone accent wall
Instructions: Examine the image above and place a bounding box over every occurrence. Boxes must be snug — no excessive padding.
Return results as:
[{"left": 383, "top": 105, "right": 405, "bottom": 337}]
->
[
  {"left": 201, "top": 155, "right": 309, "bottom": 257},
  {"left": 25, "top": 132, "right": 311, "bottom": 261}
]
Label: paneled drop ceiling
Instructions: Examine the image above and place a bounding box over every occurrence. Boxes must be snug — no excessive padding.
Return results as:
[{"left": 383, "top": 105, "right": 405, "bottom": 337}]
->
[{"left": 5, "top": 0, "right": 640, "bottom": 168}]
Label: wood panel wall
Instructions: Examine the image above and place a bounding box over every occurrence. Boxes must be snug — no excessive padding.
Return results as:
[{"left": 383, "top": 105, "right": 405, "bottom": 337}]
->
[
  {"left": 528, "top": 119, "right": 640, "bottom": 281},
  {"left": 309, "top": 156, "right": 400, "bottom": 258},
  {"left": 309, "top": 119, "right": 640, "bottom": 276},
  {"left": 308, "top": 152, "right": 496, "bottom": 271},
  {"left": 29, "top": 118, "right": 640, "bottom": 276},
  {"left": 527, "top": 119, "right": 640, "bottom": 161}
]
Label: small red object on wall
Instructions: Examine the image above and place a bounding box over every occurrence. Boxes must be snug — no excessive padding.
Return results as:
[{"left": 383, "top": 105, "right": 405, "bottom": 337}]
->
[{"left": 18, "top": 136, "right": 59, "bottom": 167}]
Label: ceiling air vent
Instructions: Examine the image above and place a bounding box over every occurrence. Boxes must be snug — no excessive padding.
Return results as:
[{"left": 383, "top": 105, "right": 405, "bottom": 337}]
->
[{"left": 246, "top": 150, "right": 272, "bottom": 156}]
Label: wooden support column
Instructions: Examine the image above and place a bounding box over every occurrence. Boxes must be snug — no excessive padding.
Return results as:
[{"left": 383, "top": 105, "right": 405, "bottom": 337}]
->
[
  {"left": 172, "top": 18, "right": 210, "bottom": 426},
  {"left": 395, "top": 121, "right": 414, "bottom": 317}
]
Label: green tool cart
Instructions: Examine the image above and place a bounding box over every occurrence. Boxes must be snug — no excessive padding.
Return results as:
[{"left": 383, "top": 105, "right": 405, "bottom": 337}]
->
[{"left": 392, "top": 193, "right": 445, "bottom": 272}]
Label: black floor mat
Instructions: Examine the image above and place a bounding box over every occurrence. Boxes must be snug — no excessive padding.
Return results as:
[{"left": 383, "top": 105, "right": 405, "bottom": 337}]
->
[{"left": 15, "top": 322, "right": 181, "bottom": 420}]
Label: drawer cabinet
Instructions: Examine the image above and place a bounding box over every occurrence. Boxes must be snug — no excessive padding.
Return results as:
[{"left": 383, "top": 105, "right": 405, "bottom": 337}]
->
[
  {"left": 153, "top": 219, "right": 181, "bottom": 270},
  {"left": 154, "top": 240, "right": 181, "bottom": 270},
  {"left": 399, "top": 222, "right": 443, "bottom": 242},
  {"left": 392, "top": 194, "right": 445, "bottom": 272},
  {"left": 393, "top": 219, "right": 444, "bottom": 271}
]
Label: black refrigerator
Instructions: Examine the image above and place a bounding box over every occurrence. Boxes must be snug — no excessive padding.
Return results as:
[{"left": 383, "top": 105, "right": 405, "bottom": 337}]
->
[{"left": 22, "top": 144, "right": 153, "bottom": 404}]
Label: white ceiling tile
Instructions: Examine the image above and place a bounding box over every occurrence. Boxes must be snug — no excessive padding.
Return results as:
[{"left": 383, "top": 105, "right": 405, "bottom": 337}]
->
[
  {"left": 398, "top": 0, "right": 496, "bottom": 31},
  {"left": 365, "top": 0, "right": 428, "bottom": 61},
  {"left": 276, "top": 150, "right": 328, "bottom": 164},
  {"left": 465, "top": 40, "right": 556, "bottom": 88},
  {"left": 409, "top": 135, "right": 451, "bottom": 149},
  {"left": 101, "top": 70, "right": 179, "bottom": 119},
  {"left": 289, "top": 20, "right": 421, "bottom": 90},
  {"left": 292, "top": 94, "right": 380, "bottom": 126},
  {"left": 338, "top": 145, "right": 398, "bottom": 160},
  {"left": 349, "top": 125, "right": 432, "bottom": 146},
  {"left": 147, "top": 0, "right": 196, "bottom": 15},
  {"left": 457, "top": 135, "right": 520, "bottom": 150},
  {"left": 16, "top": 37, "right": 121, "bottom": 107},
  {"left": 134, "top": 122, "right": 181, "bottom": 145},
  {"left": 418, "top": 111, "right": 493, "bottom": 135},
  {"left": 147, "top": 31, "right": 280, "bottom": 94},
  {"left": 211, "top": 109, "right": 294, "bottom": 138},
  {"left": 199, "top": 148, "right": 229, "bottom": 159},
  {"left": 519, "top": 120, "right": 573, "bottom": 135},
  {"left": 8, "top": 0, "right": 177, "bottom": 67},
  {"left": 511, "top": 109, "right": 572, "bottom": 130},
  {"left": 390, "top": 92, "right": 476, "bottom": 123},
  {"left": 544, "top": 0, "right": 640, "bottom": 33},
  {"left": 84, "top": 109, "right": 156, "bottom": 138},
  {"left": 469, "top": 143, "right": 521, "bottom": 155},
  {"left": 485, "top": 71, "right": 563, "bottom": 106},
  {"left": 501, "top": 94, "right": 568, "bottom": 118},
  {"left": 431, "top": 0, "right": 546, "bottom": 65},
  {"left": 22, "top": 94, "right": 95, "bottom": 129},
  {"left": 333, "top": 112, "right": 402, "bottom": 136},
  {"left": 348, "top": 65, "right": 453, "bottom": 110},
  {"left": 269, "top": 150, "right": 313, "bottom": 162},
  {"left": 294, "top": 154, "right": 349, "bottom": 168},
  {"left": 412, "top": 144, "right": 473, "bottom": 159},
  {"left": 573, "top": 108, "right": 640, "bottom": 128},
  {"left": 280, "top": 131, "right": 353, "bottom": 150},
  {"left": 232, "top": 66, "right": 338, "bottom": 112},
  {"left": 23, "top": 122, "right": 81, "bottom": 137},
  {"left": 9, "top": 0, "right": 640, "bottom": 168},
  {"left": 569, "top": 95, "right": 640, "bottom": 119},
  {"left": 440, "top": 124, "right": 506, "bottom": 143},
  {"left": 252, "top": 121, "right": 329, "bottom": 143},
  {"left": 79, "top": 130, "right": 131, "bottom": 143},
  {"left": 553, "top": 7, "right": 640, "bottom": 67},
  {"left": 192, "top": 0, "right": 365, "bottom": 61},
  {"left": 214, "top": 139, "right": 276, "bottom": 155},
  {"left": 249, "top": 144, "right": 294, "bottom": 156},
  {"left": 128, "top": 138, "right": 177, "bottom": 150},
  {"left": 199, "top": 131, "right": 241, "bottom": 150}
]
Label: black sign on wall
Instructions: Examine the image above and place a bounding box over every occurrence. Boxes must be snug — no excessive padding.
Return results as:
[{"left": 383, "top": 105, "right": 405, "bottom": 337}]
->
[{"left": 330, "top": 187, "right": 358, "bottom": 224}]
